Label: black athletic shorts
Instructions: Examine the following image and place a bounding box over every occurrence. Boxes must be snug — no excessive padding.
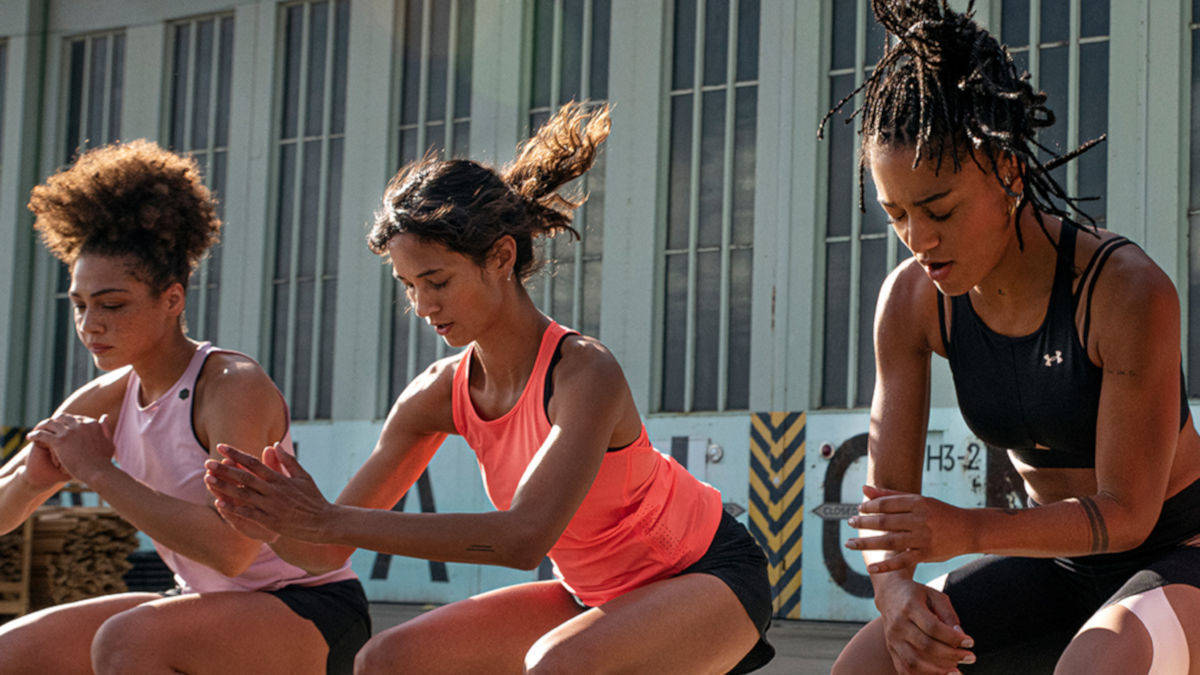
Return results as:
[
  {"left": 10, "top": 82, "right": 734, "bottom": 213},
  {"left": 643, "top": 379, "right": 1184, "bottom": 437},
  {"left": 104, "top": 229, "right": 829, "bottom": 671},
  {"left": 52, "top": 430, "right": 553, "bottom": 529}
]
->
[
  {"left": 160, "top": 578, "right": 371, "bottom": 675},
  {"left": 568, "top": 509, "right": 776, "bottom": 674},
  {"left": 939, "top": 479, "right": 1200, "bottom": 674}
]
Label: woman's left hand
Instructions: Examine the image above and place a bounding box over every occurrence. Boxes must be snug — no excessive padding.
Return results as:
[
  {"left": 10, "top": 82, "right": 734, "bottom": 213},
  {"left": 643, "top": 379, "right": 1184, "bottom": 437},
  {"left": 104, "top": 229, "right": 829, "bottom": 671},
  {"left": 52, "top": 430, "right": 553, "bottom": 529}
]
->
[
  {"left": 846, "top": 485, "right": 974, "bottom": 573},
  {"left": 25, "top": 414, "right": 116, "bottom": 483},
  {"left": 203, "top": 443, "right": 334, "bottom": 543}
]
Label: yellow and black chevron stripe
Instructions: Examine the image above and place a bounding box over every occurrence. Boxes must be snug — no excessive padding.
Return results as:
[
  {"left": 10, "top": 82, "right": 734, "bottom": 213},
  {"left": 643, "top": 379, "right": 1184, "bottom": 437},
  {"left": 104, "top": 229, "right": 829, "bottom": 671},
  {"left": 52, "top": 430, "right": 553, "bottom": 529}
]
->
[
  {"left": 1, "top": 427, "right": 28, "bottom": 464},
  {"left": 748, "top": 412, "right": 805, "bottom": 619}
]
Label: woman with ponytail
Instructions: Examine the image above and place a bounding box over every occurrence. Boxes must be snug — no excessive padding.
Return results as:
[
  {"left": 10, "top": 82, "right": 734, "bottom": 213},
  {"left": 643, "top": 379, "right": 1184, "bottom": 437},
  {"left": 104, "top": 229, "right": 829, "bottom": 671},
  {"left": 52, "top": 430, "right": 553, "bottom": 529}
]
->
[
  {"left": 203, "top": 103, "right": 775, "bottom": 673},
  {"left": 828, "top": 2, "right": 1200, "bottom": 673}
]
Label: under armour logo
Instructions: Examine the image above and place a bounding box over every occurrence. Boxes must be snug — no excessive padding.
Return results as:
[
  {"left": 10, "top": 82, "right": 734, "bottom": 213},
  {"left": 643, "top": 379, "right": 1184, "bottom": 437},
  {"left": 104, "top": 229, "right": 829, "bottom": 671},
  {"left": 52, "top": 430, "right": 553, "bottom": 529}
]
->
[{"left": 1043, "top": 350, "right": 1063, "bottom": 367}]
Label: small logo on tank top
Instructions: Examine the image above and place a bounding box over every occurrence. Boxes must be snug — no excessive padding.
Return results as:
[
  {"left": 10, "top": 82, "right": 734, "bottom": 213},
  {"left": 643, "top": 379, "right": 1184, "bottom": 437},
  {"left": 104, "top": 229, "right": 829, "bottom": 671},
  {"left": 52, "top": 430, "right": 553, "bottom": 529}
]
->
[
  {"left": 179, "top": 388, "right": 189, "bottom": 399},
  {"left": 1043, "top": 351, "right": 1063, "bottom": 367}
]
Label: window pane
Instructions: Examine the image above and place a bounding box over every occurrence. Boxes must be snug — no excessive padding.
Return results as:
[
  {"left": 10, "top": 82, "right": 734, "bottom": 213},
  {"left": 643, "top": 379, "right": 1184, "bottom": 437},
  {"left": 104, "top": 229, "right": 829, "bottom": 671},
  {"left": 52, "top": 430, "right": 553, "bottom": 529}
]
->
[
  {"left": 1001, "top": 0, "right": 1029, "bottom": 48},
  {"left": 661, "top": 254, "right": 688, "bottom": 411},
  {"left": 1040, "top": 0, "right": 1069, "bottom": 44},
  {"left": 822, "top": 241, "right": 851, "bottom": 406},
  {"left": 1081, "top": 0, "right": 1109, "bottom": 38},
  {"left": 304, "top": 2, "right": 329, "bottom": 137},
  {"left": 667, "top": 94, "right": 693, "bottom": 250},
  {"left": 692, "top": 250, "right": 720, "bottom": 410},
  {"left": 282, "top": 5, "right": 304, "bottom": 138},
  {"left": 401, "top": 0, "right": 423, "bottom": 124},
  {"left": 726, "top": 248, "right": 752, "bottom": 409},
  {"left": 215, "top": 17, "right": 234, "bottom": 146},
  {"left": 590, "top": 0, "right": 611, "bottom": 98},
  {"left": 170, "top": 25, "right": 190, "bottom": 149},
  {"left": 191, "top": 19, "right": 214, "bottom": 149},
  {"left": 732, "top": 86, "right": 756, "bottom": 246},
  {"left": 826, "top": 73, "right": 855, "bottom": 238},
  {"left": 65, "top": 40, "right": 85, "bottom": 158},
  {"left": 108, "top": 35, "right": 124, "bottom": 142},
  {"left": 331, "top": 0, "right": 350, "bottom": 135},
  {"left": 698, "top": 89, "right": 725, "bottom": 249},
  {"left": 427, "top": 0, "right": 450, "bottom": 121},
  {"left": 831, "top": 0, "right": 855, "bottom": 70},
  {"left": 532, "top": 0, "right": 554, "bottom": 108},
  {"left": 87, "top": 37, "right": 108, "bottom": 147},
  {"left": 703, "top": 0, "right": 729, "bottom": 88},
  {"left": 1037, "top": 45, "right": 1069, "bottom": 199},
  {"left": 455, "top": 0, "right": 474, "bottom": 116},
  {"left": 1077, "top": 41, "right": 1108, "bottom": 221},
  {"left": 673, "top": 0, "right": 696, "bottom": 89},
  {"left": 560, "top": 0, "right": 583, "bottom": 101}
]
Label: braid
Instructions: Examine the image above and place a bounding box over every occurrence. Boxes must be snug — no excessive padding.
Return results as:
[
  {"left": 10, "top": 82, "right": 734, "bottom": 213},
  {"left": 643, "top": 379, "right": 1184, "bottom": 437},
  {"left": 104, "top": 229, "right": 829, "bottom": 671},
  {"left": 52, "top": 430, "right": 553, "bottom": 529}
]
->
[{"left": 818, "top": 0, "right": 1104, "bottom": 246}]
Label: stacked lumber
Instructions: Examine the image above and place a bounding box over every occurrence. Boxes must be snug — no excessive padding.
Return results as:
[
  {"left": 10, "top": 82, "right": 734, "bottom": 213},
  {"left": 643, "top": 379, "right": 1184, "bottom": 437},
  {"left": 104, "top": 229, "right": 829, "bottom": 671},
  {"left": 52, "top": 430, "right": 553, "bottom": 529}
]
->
[
  {"left": 27, "top": 507, "right": 139, "bottom": 610},
  {"left": 0, "top": 528, "right": 25, "bottom": 585}
]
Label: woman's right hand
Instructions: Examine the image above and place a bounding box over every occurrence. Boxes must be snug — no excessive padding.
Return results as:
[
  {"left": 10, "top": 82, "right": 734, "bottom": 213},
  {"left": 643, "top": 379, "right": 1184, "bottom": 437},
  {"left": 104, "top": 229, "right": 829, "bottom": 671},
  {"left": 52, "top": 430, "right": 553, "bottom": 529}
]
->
[
  {"left": 876, "top": 579, "right": 975, "bottom": 674},
  {"left": 21, "top": 442, "right": 70, "bottom": 491}
]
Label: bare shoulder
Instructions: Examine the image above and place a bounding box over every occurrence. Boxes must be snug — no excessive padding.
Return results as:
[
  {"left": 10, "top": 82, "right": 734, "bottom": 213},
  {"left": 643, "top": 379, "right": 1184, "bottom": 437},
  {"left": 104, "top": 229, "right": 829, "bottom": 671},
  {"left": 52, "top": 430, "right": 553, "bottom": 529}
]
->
[
  {"left": 555, "top": 334, "right": 626, "bottom": 390},
  {"left": 196, "top": 351, "right": 281, "bottom": 408},
  {"left": 1085, "top": 239, "right": 1179, "bottom": 355},
  {"left": 385, "top": 353, "right": 460, "bottom": 435},
  {"left": 56, "top": 367, "right": 133, "bottom": 418},
  {"left": 876, "top": 257, "right": 941, "bottom": 357}
]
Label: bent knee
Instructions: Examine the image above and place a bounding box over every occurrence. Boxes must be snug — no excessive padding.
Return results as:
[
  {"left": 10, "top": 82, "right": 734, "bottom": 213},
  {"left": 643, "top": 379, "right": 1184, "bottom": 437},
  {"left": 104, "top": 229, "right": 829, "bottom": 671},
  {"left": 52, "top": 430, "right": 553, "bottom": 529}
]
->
[
  {"left": 524, "top": 635, "right": 585, "bottom": 675},
  {"left": 91, "top": 607, "right": 158, "bottom": 674},
  {"left": 355, "top": 631, "right": 417, "bottom": 674}
]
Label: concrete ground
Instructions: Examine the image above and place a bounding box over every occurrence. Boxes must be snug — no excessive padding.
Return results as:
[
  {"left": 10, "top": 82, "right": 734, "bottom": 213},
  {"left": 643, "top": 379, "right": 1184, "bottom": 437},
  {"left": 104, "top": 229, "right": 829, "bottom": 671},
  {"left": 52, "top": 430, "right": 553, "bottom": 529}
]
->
[{"left": 369, "top": 602, "right": 861, "bottom": 674}]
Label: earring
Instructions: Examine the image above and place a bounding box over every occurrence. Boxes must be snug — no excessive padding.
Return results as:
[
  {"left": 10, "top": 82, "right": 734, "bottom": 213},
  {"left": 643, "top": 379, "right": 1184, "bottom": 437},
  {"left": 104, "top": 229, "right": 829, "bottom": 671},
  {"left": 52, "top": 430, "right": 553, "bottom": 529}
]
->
[
  {"left": 1007, "top": 197, "right": 1019, "bottom": 220},
  {"left": 507, "top": 268, "right": 513, "bottom": 281}
]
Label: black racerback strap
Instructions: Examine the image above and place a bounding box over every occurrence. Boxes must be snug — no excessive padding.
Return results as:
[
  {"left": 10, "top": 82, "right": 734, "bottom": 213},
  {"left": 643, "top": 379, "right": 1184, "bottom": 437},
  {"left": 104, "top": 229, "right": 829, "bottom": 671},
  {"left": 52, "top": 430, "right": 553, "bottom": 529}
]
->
[{"left": 1074, "top": 235, "right": 1133, "bottom": 351}]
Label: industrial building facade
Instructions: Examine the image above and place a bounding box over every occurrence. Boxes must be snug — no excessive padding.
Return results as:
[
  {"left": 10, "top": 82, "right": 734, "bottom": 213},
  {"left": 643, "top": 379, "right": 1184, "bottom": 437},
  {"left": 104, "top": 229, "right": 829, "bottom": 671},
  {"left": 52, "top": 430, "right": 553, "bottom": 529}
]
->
[{"left": 0, "top": 0, "right": 1192, "bottom": 619}]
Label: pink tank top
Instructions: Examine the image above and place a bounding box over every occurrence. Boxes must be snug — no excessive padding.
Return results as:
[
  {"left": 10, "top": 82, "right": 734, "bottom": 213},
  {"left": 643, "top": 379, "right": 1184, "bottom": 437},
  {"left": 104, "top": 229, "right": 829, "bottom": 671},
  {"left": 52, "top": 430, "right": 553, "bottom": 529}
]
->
[
  {"left": 112, "top": 342, "right": 356, "bottom": 593},
  {"left": 451, "top": 322, "right": 723, "bottom": 606}
]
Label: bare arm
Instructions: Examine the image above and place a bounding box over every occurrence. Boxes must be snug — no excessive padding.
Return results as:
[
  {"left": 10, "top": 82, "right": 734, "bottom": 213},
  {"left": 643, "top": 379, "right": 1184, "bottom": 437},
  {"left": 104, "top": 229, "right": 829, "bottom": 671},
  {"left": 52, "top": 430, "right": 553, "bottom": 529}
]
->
[
  {"left": 209, "top": 336, "right": 632, "bottom": 571},
  {"left": 972, "top": 248, "right": 1181, "bottom": 556},
  {"left": 854, "top": 247, "right": 1184, "bottom": 566},
  {"left": 245, "top": 358, "right": 456, "bottom": 573},
  {"left": 30, "top": 355, "right": 295, "bottom": 578},
  {"left": 0, "top": 370, "right": 127, "bottom": 534}
]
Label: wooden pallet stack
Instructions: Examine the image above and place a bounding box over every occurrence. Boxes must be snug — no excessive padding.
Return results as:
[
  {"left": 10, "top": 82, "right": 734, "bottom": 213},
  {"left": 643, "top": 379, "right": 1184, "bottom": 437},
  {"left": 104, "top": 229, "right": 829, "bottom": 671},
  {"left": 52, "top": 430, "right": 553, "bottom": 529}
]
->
[
  {"left": 0, "top": 519, "right": 33, "bottom": 616},
  {"left": 26, "top": 506, "right": 139, "bottom": 611}
]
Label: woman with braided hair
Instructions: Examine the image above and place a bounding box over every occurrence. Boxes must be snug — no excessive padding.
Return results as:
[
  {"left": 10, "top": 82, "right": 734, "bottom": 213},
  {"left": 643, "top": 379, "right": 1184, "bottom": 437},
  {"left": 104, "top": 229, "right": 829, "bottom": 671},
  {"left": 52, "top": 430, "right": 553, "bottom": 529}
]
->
[
  {"left": 203, "top": 103, "right": 775, "bottom": 673},
  {"left": 829, "top": 2, "right": 1200, "bottom": 673},
  {"left": 0, "top": 140, "right": 370, "bottom": 674}
]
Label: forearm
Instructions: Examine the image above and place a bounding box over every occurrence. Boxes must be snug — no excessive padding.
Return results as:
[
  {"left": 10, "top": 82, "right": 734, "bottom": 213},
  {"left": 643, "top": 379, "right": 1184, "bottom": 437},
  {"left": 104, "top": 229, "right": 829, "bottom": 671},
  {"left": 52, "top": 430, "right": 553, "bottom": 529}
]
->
[
  {"left": 316, "top": 506, "right": 542, "bottom": 570},
  {"left": 84, "top": 464, "right": 258, "bottom": 576},
  {"left": 0, "top": 469, "right": 56, "bottom": 534},
  {"left": 265, "top": 537, "right": 356, "bottom": 575},
  {"left": 973, "top": 493, "right": 1149, "bottom": 557}
]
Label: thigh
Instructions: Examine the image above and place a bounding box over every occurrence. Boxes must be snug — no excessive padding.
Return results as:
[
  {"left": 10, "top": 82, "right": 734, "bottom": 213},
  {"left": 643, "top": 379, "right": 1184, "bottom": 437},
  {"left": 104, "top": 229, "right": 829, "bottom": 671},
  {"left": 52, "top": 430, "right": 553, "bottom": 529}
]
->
[
  {"left": 0, "top": 592, "right": 160, "bottom": 675},
  {"left": 356, "top": 580, "right": 584, "bottom": 675},
  {"left": 1059, "top": 544, "right": 1200, "bottom": 674},
  {"left": 525, "top": 572, "right": 761, "bottom": 675},
  {"left": 941, "top": 555, "right": 1094, "bottom": 674},
  {"left": 92, "top": 590, "right": 328, "bottom": 675}
]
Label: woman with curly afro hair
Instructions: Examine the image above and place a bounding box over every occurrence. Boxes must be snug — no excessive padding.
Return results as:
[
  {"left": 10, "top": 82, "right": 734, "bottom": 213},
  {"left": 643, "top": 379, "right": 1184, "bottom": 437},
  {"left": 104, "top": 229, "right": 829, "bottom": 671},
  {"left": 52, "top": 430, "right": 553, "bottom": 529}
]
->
[
  {"left": 0, "top": 140, "right": 369, "bottom": 674},
  {"left": 829, "top": 2, "right": 1200, "bottom": 673},
  {"left": 204, "top": 103, "right": 776, "bottom": 673}
]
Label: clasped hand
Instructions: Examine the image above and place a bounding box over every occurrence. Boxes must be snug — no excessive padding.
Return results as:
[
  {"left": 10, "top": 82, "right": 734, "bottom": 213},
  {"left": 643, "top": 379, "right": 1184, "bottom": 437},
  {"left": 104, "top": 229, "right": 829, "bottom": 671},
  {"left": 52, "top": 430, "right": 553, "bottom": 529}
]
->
[
  {"left": 845, "top": 485, "right": 972, "bottom": 574},
  {"left": 25, "top": 413, "right": 116, "bottom": 484},
  {"left": 203, "top": 443, "right": 332, "bottom": 543}
]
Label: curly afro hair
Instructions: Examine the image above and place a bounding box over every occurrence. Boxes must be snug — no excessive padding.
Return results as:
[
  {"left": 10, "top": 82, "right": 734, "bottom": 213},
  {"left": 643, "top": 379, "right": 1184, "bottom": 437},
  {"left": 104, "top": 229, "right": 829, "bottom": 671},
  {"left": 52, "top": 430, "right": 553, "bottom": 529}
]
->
[{"left": 29, "top": 139, "right": 221, "bottom": 292}]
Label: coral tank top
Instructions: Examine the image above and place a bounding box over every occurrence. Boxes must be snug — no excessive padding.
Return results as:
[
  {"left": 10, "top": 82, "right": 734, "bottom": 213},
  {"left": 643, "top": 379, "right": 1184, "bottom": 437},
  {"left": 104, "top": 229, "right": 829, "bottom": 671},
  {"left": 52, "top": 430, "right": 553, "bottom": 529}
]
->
[{"left": 451, "top": 322, "right": 722, "bottom": 606}]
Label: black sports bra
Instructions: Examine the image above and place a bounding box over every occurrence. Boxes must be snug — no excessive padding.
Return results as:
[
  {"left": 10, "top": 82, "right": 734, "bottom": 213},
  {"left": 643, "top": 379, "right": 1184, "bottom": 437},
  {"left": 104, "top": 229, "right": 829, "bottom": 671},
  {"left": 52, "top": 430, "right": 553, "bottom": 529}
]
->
[{"left": 938, "top": 226, "right": 1189, "bottom": 468}]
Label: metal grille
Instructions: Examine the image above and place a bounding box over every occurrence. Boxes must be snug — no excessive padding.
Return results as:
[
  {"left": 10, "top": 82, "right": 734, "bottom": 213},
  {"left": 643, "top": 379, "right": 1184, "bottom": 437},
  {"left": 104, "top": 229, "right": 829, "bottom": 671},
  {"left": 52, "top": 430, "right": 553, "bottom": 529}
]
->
[
  {"left": 269, "top": 0, "right": 349, "bottom": 420},
  {"left": 525, "top": 0, "right": 611, "bottom": 339},
  {"left": 660, "top": 0, "right": 758, "bottom": 413},
  {"left": 1002, "top": 0, "right": 1109, "bottom": 225},
  {"left": 49, "top": 31, "right": 126, "bottom": 405},
  {"left": 820, "top": 0, "right": 895, "bottom": 410},
  {"left": 1187, "top": 0, "right": 1200, "bottom": 390},
  {"left": 818, "top": 0, "right": 1110, "bottom": 409},
  {"left": 385, "top": 0, "right": 475, "bottom": 405},
  {"left": 167, "top": 14, "right": 235, "bottom": 343}
]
